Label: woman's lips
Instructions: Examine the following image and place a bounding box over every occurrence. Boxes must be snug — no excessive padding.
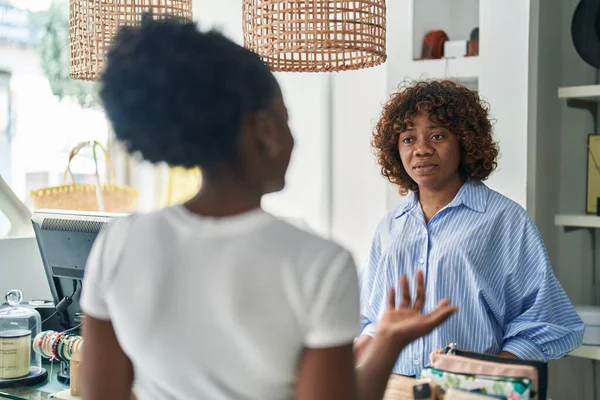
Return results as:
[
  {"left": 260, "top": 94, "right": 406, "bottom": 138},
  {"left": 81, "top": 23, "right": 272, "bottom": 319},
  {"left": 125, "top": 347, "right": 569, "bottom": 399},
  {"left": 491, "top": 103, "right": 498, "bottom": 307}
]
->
[{"left": 413, "top": 164, "right": 438, "bottom": 173}]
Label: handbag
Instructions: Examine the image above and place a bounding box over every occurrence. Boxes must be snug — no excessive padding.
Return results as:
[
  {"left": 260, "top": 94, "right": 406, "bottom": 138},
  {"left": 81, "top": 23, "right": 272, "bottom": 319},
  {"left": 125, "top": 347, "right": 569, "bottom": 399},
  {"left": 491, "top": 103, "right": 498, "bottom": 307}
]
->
[
  {"left": 420, "top": 344, "right": 548, "bottom": 400},
  {"left": 29, "top": 141, "right": 138, "bottom": 213}
]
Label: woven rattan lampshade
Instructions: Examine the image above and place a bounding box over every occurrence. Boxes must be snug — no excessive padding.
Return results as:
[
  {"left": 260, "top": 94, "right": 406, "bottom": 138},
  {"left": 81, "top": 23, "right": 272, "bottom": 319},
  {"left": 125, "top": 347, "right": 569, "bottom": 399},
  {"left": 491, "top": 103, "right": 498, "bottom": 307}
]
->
[
  {"left": 70, "top": 0, "right": 193, "bottom": 81},
  {"left": 242, "top": 0, "right": 386, "bottom": 72}
]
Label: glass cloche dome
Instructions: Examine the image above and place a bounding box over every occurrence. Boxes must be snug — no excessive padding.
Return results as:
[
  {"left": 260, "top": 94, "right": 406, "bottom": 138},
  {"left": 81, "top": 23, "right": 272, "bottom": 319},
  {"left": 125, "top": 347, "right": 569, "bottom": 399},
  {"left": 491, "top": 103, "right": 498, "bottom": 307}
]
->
[{"left": 0, "top": 290, "right": 47, "bottom": 387}]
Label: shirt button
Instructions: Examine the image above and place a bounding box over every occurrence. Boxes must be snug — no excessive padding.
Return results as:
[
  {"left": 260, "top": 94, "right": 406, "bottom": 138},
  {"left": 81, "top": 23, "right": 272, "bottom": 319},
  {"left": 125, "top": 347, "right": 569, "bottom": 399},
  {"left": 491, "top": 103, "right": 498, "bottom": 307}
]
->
[
  {"left": 414, "top": 359, "right": 420, "bottom": 366},
  {"left": 419, "top": 258, "right": 425, "bottom": 264}
]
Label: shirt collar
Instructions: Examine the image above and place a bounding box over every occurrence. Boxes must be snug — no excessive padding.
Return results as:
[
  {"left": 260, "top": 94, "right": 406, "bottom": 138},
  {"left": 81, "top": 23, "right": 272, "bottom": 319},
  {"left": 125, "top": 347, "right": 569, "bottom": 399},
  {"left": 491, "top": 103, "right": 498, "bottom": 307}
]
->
[
  {"left": 394, "top": 181, "right": 488, "bottom": 219},
  {"left": 447, "top": 181, "right": 488, "bottom": 213}
]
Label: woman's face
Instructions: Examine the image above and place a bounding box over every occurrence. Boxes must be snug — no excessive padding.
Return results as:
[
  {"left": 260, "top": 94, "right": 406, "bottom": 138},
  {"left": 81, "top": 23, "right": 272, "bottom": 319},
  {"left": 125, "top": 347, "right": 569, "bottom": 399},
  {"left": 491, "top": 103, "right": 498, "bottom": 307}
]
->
[
  {"left": 239, "top": 90, "right": 294, "bottom": 196},
  {"left": 263, "top": 93, "right": 294, "bottom": 194},
  {"left": 398, "top": 113, "right": 461, "bottom": 192}
]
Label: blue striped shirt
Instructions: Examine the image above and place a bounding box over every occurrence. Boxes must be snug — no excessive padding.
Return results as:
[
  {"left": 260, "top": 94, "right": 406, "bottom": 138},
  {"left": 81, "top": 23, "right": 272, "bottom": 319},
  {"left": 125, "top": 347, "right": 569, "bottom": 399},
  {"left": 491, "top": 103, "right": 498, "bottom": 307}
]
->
[{"left": 359, "top": 181, "right": 584, "bottom": 376}]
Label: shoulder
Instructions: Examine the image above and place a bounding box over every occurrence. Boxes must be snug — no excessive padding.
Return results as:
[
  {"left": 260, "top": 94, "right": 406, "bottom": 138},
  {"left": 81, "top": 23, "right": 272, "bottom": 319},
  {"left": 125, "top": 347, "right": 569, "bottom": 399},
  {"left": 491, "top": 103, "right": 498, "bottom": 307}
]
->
[
  {"left": 485, "top": 187, "right": 531, "bottom": 222},
  {"left": 259, "top": 217, "right": 359, "bottom": 299},
  {"left": 483, "top": 187, "right": 543, "bottom": 241},
  {"left": 269, "top": 216, "right": 354, "bottom": 269},
  {"left": 373, "top": 198, "right": 411, "bottom": 234}
]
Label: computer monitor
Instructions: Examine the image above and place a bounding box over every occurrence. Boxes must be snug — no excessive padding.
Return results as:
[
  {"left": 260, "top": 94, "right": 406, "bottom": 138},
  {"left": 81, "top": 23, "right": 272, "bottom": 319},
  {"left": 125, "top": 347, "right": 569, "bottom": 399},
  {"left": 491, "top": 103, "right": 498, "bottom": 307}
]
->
[{"left": 31, "top": 210, "right": 126, "bottom": 330}]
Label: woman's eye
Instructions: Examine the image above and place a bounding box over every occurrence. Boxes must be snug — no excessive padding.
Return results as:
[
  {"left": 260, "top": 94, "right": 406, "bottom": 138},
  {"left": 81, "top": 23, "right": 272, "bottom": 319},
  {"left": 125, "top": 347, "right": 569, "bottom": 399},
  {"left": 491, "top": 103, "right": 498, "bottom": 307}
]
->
[
  {"left": 401, "top": 137, "right": 413, "bottom": 144},
  {"left": 432, "top": 134, "right": 444, "bottom": 140}
]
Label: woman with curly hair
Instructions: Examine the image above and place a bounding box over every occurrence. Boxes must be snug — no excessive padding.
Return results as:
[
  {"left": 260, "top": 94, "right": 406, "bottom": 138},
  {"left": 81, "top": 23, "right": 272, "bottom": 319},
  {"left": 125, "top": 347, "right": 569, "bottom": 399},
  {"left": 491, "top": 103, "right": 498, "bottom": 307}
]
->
[
  {"left": 78, "top": 18, "right": 458, "bottom": 400},
  {"left": 355, "top": 80, "right": 583, "bottom": 376}
]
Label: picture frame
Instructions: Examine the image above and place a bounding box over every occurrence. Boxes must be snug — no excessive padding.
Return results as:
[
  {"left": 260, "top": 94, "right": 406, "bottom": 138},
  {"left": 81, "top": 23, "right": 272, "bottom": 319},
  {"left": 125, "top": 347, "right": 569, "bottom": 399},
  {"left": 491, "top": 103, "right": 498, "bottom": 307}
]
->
[{"left": 586, "top": 133, "right": 600, "bottom": 214}]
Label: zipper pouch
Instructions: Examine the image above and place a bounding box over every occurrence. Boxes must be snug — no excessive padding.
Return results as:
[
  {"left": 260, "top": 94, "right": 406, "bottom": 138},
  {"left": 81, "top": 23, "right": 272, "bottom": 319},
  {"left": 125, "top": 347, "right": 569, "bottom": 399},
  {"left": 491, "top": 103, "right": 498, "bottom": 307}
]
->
[
  {"left": 420, "top": 367, "right": 532, "bottom": 400},
  {"left": 429, "top": 352, "right": 538, "bottom": 395},
  {"left": 440, "top": 344, "right": 547, "bottom": 400}
]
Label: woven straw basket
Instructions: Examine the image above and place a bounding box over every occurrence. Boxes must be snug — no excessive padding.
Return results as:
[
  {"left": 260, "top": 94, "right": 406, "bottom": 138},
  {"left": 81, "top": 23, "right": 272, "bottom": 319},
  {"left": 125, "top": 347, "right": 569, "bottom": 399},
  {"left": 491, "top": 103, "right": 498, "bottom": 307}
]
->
[
  {"left": 70, "top": 0, "right": 193, "bottom": 81},
  {"left": 29, "top": 141, "right": 138, "bottom": 213},
  {"left": 242, "top": 0, "right": 387, "bottom": 72}
]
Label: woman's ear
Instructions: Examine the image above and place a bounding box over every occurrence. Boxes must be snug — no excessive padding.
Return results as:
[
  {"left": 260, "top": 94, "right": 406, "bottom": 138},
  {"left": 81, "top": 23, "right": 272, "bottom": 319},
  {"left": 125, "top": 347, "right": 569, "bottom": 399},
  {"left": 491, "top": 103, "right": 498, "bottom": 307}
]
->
[{"left": 252, "top": 109, "right": 281, "bottom": 159}]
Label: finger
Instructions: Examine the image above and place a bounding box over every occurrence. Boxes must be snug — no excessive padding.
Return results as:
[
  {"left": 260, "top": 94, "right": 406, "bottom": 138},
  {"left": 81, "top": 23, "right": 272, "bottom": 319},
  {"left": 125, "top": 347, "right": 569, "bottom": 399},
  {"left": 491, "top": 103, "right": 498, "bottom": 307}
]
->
[
  {"left": 400, "top": 275, "right": 411, "bottom": 308},
  {"left": 436, "top": 298, "right": 450, "bottom": 307},
  {"left": 425, "top": 302, "right": 459, "bottom": 328},
  {"left": 387, "top": 287, "right": 396, "bottom": 309},
  {"left": 412, "top": 271, "right": 425, "bottom": 311}
]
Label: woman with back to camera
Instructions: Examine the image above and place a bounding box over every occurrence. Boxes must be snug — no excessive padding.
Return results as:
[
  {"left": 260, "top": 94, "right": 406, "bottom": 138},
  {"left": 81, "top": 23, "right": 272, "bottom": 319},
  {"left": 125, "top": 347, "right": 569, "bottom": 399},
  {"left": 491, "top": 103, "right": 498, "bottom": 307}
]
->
[{"left": 79, "top": 18, "right": 457, "bottom": 400}]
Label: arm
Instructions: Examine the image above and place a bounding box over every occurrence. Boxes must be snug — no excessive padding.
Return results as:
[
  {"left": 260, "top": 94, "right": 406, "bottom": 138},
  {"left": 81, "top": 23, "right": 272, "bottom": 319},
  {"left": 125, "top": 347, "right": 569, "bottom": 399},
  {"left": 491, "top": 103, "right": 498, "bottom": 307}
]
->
[
  {"left": 296, "top": 339, "right": 405, "bottom": 400},
  {"left": 296, "top": 271, "right": 457, "bottom": 400},
  {"left": 353, "top": 335, "right": 373, "bottom": 364},
  {"left": 82, "top": 316, "right": 134, "bottom": 400},
  {"left": 501, "top": 218, "right": 584, "bottom": 360},
  {"left": 296, "top": 345, "right": 357, "bottom": 400}
]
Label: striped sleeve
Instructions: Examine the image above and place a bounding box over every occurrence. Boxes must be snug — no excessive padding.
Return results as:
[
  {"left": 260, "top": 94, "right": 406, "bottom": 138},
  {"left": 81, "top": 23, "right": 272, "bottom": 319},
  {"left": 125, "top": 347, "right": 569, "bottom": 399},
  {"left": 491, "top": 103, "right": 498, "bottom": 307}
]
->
[
  {"left": 501, "top": 216, "right": 584, "bottom": 360},
  {"left": 359, "top": 222, "right": 385, "bottom": 338}
]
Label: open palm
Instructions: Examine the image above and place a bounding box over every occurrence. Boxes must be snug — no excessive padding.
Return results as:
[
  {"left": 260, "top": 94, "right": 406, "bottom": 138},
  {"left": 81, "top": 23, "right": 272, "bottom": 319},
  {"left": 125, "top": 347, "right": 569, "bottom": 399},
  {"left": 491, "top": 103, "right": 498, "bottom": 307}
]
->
[{"left": 376, "top": 271, "right": 458, "bottom": 349}]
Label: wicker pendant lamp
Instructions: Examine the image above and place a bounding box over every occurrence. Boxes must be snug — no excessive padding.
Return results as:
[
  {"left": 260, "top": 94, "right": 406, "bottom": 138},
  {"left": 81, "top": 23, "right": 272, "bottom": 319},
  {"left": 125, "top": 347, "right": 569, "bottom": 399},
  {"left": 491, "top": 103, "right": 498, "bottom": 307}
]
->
[
  {"left": 242, "top": 0, "right": 386, "bottom": 72},
  {"left": 69, "top": 0, "right": 193, "bottom": 81}
]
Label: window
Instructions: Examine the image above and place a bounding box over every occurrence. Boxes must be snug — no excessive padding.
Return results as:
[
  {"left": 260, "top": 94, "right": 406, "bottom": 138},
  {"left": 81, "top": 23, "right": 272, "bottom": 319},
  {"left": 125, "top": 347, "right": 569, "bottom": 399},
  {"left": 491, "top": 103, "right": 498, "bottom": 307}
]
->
[{"left": 0, "top": 0, "right": 112, "bottom": 213}]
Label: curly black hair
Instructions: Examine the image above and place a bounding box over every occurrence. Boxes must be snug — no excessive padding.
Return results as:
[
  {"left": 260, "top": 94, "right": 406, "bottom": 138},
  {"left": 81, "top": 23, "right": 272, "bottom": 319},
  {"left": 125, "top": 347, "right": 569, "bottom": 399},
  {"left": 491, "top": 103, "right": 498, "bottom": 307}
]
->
[
  {"left": 372, "top": 79, "right": 499, "bottom": 195},
  {"left": 100, "top": 17, "right": 278, "bottom": 168}
]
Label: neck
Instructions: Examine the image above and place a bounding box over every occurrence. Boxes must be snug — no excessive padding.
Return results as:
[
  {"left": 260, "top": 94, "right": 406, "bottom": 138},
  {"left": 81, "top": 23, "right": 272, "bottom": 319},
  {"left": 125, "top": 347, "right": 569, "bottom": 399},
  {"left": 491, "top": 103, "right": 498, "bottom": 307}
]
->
[
  {"left": 418, "top": 177, "right": 464, "bottom": 221},
  {"left": 185, "top": 169, "right": 262, "bottom": 218}
]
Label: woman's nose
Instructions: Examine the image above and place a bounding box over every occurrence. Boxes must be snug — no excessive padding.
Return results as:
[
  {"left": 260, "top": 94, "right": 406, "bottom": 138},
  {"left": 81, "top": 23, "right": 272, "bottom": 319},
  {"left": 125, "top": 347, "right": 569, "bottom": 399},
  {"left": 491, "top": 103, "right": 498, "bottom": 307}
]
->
[{"left": 414, "top": 138, "right": 434, "bottom": 156}]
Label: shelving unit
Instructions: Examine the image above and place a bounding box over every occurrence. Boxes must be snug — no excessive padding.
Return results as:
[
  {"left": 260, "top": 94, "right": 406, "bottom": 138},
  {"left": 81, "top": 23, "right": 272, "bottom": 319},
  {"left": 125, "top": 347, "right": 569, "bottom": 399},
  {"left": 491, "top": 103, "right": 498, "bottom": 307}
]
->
[
  {"left": 385, "top": 0, "right": 481, "bottom": 95},
  {"left": 558, "top": 85, "right": 600, "bottom": 101},
  {"left": 408, "top": 56, "right": 479, "bottom": 85},
  {"left": 555, "top": 214, "right": 600, "bottom": 230},
  {"left": 558, "top": 85, "right": 600, "bottom": 124},
  {"left": 557, "top": 85, "right": 600, "bottom": 371},
  {"left": 569, "top": 345, "right": 600, "bottom": 361}
]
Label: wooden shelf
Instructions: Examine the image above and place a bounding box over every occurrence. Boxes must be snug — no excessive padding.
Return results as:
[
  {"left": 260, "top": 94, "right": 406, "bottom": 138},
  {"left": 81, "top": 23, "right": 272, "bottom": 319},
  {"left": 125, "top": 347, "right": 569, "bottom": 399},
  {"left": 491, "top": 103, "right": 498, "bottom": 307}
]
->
[
  {"left": 555, "top": 214, "right": 600, "bottom": 229},
  {"left": 409, "top": 56, "right": 479, "bottom": 82},
  {"left": 558, "top": 85, "right": 600, "bottom": 102},
  {"left": 569, "top": 345, "right": 600, "bottom": 361}
]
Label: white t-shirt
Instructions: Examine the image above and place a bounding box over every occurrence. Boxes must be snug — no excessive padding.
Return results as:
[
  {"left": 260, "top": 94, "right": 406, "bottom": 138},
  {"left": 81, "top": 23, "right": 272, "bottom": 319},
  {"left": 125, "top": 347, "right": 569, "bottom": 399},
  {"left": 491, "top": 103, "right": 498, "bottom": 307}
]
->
[{"left": 80, "top": 205, "right": 360, "bottom": 400}]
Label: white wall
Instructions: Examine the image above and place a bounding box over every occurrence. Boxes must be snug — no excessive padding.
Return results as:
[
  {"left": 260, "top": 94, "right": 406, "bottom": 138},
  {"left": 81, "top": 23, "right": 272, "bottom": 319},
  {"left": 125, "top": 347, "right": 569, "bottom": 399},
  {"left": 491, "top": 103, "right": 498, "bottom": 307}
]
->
[
  {"left": 331, "top": 67, "right": 388, "bottom": 265},
  {"left": 479, "top": 0, "right": 530, "bottom": 207}
]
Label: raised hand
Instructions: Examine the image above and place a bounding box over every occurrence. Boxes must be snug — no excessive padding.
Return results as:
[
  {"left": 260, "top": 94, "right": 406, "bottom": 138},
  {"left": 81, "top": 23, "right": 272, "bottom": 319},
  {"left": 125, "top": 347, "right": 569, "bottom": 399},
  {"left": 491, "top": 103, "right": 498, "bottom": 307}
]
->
[{"left": 375, "top": 271, "right": 458, "bottom": 349}]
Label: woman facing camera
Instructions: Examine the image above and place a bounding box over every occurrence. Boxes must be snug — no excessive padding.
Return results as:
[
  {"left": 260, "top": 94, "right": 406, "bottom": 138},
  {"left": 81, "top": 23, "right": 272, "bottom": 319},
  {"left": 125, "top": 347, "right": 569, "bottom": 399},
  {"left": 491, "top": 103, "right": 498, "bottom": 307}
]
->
[
  {"left": 79, "top": 18, "right": 457, "bottom": 400},
  {"left": 355, "top": 80, "right": 584, "bottom": 377}
]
